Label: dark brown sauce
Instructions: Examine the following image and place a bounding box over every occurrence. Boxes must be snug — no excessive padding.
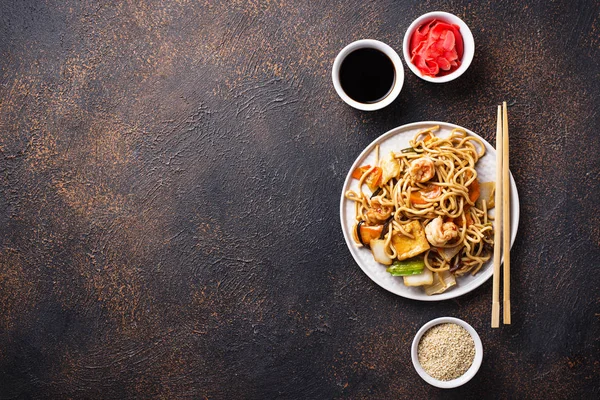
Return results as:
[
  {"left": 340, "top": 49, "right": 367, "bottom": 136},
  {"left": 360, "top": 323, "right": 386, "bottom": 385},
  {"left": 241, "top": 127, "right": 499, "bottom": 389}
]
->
[{"left": 339, "top": 48, "right": 395, "bottom": 104}]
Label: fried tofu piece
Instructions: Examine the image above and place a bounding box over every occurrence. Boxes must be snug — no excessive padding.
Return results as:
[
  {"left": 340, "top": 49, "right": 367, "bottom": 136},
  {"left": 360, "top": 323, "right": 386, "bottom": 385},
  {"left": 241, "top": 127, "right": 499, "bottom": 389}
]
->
[{"left": 391, "top": 220, "right": 431, "bottom": 261}]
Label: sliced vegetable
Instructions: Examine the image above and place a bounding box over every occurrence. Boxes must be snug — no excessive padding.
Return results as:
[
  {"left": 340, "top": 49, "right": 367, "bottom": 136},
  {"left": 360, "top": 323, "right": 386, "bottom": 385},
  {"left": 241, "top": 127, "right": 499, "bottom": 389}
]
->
[
  {"left": 386, "top": 257, "right": 425, "bottom": 276},
  {"left": 437, "top": 245, "right": 462, "bottom": 261},
  {"left": 369, "top": 239, "right": 393, "bottom": 265},
  {"left": 409, "top": 191, "right": 425, "bottom": 205},
  {"left": 476, "top": 182, "right": 495, "bottom": 209},
  {"left": 365, "top": 169, "right": 382, "bottom": 191},
  {"left": 409, "top": 184, "right": 442, "bottom": 205},
  {"left": 351, "top": 165, "right": 369, "bottom": 180},
  {"left": 464, "top": 207, "right": 474, "bottom": 227},
  {"left": 468, "top": 178, "right": 480, "bottom": 203},
  {"left": 351, "top": 165, "right": 382, "bottom": 192},
  {"left": 379, "top": 217, "right": 393, "bottom": 240},
  {"left": 424, "top": 270, "right": 457, "bottom": 295},
  {"left": 403, "top": 267, "right": 433, "bottom": 286},
  {"left": 370, "top": 187, "right": 383, "bottom": 199},
  {"left": 380, "top": 152, "right": 401, "bottom": 185},
  {"left": 391, "top": 220, "right": 430, "bottom": 260},
  {"left": 422, "top": 132, "right": 433, "bottom": 143},
  {"left": 356, "top": 221, "right": 366, "bottom": 246},
  {"left": 401, "top": 147, "right": 416, "bottom": 153},
  {"left": 359, "top": 223, "right": 384, "bottom": 247}
]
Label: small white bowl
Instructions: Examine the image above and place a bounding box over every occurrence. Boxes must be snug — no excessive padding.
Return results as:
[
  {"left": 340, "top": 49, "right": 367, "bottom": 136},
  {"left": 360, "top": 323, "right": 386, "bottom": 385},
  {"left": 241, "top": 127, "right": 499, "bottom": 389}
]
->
[
  {"left": 402, "top": 11, "right": 475, "bottom": 83},
  {"left": 411, "top": 317, "right": 483, "bottom": 388},
  {"left": 332, "top": 39, "right": 404, "bottom": 111}
]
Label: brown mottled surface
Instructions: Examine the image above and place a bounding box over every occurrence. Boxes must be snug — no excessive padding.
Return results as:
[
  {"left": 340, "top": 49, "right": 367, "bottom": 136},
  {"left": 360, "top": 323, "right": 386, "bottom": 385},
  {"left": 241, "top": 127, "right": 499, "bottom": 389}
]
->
[{"left": 0, "top": 0, "right": 598, "bottom": 399}]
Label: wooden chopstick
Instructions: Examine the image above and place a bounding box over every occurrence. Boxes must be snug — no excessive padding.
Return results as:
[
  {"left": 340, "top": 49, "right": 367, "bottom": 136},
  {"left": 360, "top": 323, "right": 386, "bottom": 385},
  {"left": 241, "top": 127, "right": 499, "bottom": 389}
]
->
[
  {"left": 491, "top": 105, "right": 503, "bottom": 328},
  {"left": 502, "top": 102, "right": 511, "bottom": 324}
]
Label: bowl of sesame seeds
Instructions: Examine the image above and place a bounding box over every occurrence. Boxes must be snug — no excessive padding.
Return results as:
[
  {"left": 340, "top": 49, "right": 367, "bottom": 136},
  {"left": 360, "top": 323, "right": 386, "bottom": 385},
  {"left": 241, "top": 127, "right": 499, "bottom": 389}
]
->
[{"left": 411, "top": 317, "right": 483, "bottom": 388}]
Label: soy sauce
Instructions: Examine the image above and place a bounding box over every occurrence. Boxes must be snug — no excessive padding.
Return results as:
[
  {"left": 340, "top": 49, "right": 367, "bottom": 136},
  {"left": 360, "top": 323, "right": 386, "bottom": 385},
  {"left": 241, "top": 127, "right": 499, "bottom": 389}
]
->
[{"left": 339, "top": 48, "right": 395, "bottom": 104}]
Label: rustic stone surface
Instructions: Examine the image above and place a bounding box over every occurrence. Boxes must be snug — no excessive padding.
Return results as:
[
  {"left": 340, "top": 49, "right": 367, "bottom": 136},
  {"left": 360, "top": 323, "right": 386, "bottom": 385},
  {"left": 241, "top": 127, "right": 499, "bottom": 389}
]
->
[{"left": 0, "top": 1, "right": 598, "bottom": 398}]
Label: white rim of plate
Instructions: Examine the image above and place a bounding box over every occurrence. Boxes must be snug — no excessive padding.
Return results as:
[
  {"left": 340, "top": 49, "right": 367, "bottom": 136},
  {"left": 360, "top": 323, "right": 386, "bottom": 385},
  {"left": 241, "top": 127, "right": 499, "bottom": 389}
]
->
[{"left": 339, "top": 121, "right": 520, "bottom": 301}]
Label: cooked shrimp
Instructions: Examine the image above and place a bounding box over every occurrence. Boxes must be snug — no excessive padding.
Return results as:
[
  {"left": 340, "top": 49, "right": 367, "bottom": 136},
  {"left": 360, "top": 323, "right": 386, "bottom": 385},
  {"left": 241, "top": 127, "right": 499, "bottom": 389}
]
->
[
  {"left": 409, "top": 157, "right": 435, "bottom": 183},
  {"left": 421, "top": 184, "right": 442, "bottom": 200},
  {"left": 365, "top": 200, "right": 393, "bottom": 224},
  {"left": 425, "top": 216, "right": 458, "bottom": 246}
]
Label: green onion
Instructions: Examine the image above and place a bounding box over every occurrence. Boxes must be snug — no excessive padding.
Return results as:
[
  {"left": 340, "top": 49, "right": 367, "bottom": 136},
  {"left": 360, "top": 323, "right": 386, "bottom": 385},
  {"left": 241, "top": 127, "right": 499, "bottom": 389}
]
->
[
  {"left": 386, "top": 257, "right": 425, "bottom": 276},
  {"left": 401, "top": 147, "right": 416, "bottom": 153}
]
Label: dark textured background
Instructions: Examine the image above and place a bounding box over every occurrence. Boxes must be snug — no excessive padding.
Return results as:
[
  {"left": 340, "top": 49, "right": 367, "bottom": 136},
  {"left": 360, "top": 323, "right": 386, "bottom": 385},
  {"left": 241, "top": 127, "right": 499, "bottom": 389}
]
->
[{"left": 0, "top": 0, "right": 598, "bottom": 398}]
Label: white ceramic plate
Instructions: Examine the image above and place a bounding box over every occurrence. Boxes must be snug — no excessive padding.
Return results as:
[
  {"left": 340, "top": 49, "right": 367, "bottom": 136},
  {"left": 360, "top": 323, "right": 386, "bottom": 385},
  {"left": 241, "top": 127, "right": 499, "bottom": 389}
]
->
[{"left": 340, "top": 121, "right": 519, "bottom": 301}]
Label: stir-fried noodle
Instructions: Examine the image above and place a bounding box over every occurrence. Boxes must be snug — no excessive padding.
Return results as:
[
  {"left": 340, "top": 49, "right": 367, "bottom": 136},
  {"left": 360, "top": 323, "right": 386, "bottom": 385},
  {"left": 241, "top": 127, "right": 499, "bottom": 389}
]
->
[{"left": 345, "top": 126, "right": 494, "bottom": 278}]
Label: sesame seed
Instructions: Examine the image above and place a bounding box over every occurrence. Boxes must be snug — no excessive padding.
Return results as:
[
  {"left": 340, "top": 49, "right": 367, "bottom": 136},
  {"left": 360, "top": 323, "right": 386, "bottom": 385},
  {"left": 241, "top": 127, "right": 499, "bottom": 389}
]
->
[{"left": 417, "top": 323, "right": 476, "bottom": 381}]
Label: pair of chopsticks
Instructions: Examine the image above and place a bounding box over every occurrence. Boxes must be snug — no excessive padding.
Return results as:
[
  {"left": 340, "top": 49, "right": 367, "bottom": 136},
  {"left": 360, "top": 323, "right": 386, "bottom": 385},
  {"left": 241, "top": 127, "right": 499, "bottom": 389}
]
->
[{"left": 492, "top": 102, "right": 511, "bottom": 328}]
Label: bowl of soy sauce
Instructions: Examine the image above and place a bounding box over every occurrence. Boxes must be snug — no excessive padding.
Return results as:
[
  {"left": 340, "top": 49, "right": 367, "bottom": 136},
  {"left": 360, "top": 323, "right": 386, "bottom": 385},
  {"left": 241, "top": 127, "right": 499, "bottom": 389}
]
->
[{"left": 332, "top": 39, "right": 404, "bottom": 111}]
